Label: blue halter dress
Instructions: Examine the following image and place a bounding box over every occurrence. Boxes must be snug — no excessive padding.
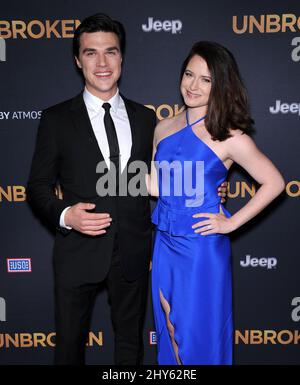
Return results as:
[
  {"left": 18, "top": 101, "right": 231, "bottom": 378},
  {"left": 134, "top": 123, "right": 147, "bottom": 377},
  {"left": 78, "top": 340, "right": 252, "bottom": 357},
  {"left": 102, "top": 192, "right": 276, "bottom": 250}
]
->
[{"left": 151, "top": 111, "right": 233, "bottom": 365}]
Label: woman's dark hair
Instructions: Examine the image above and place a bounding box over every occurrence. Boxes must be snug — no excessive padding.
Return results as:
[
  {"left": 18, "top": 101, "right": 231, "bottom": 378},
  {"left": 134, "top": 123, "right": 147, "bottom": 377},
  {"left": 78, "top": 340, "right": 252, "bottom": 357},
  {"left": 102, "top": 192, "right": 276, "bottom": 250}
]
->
[
  {"left": 181, "top": 41, "right": 254, "bottom": 140},
  {"left": 73, "top": 13, "right": 126, "bottom": 58}
]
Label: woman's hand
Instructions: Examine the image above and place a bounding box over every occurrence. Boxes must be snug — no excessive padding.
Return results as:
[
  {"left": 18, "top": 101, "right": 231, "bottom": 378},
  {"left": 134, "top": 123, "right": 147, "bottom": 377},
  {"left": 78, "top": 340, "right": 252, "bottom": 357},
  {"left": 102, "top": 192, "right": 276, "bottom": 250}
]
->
[
  {"left": 218, "top": 181, "right": 228, "bottom": 203},
  {"left": 145, "top": 172, "right": 159, "bottom": 197},
  {"left": 192, "top": 212, "right": 236, "bottom": 235}
]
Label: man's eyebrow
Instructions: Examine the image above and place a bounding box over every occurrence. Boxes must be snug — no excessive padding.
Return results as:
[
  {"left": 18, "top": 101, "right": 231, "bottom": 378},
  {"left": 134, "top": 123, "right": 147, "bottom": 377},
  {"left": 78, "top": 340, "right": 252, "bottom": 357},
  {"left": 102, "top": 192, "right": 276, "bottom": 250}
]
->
[
  {"left": 82, "top": 48, "right": 97, "bottom": 53},
  {"left": 82, "top": 46, "right": 120, "bottom": 54},
  {"left": 106, "top": 46, "right": 120, "bottom": 52}
]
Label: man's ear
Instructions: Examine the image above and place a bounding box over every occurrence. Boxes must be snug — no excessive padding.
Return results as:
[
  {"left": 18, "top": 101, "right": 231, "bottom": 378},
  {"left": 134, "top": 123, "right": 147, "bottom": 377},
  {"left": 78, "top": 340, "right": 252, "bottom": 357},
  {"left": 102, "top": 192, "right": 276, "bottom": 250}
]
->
[{"left": 75, "top": 56, "right": 82, "bottom": 69}]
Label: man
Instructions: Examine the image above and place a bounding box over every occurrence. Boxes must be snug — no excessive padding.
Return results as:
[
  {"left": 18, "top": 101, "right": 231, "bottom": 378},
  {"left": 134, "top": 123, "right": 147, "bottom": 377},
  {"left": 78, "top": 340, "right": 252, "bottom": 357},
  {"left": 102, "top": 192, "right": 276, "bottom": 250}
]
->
[
  {"left": 28, "top": 13, "right": 155, "bottom": 365},
  {"left": 28, "top": 13, "right": 226, "bottom": 365}
]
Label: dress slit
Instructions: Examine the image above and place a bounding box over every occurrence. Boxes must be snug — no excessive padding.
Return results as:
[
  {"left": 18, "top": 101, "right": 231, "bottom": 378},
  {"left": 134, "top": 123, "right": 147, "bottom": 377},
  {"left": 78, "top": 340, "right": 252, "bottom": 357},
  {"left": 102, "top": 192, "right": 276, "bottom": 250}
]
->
[{"left": 159, "top": 288, "right": 183, "bottom": 365}]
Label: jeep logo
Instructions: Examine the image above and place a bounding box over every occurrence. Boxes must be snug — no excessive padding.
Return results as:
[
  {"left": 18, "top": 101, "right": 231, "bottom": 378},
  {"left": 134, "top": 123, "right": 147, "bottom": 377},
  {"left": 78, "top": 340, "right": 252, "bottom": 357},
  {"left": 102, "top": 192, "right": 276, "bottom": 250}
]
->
[
  {"left": 240, "top": 254, "right": 277, "bottom": 269},
  {"left": 142, "top": 17, "right": 182, "bottom": 34}
]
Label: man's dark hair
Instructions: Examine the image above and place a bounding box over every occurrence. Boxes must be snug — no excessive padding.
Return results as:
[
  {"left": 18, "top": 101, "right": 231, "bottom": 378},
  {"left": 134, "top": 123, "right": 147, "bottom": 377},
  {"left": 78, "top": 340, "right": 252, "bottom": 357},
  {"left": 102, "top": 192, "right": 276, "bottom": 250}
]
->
[{"left": 73, "top": 13, "right": 126, "bottom": 58}]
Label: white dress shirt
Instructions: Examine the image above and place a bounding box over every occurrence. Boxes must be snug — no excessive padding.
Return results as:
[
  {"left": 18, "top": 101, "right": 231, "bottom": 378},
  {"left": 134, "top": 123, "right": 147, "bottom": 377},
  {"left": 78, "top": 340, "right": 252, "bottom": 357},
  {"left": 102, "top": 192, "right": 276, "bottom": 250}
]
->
[{"left": 60, "top": 87, "right": 132, "bottom": 229}]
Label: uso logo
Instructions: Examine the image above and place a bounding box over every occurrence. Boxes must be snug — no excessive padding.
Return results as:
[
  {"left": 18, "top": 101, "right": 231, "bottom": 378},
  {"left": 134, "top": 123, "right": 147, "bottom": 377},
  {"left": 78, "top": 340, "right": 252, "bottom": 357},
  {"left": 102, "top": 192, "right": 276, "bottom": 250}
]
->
[
  {"left": 7, "top": 258, "right": 32, "bottom": 273},
  {"left": 149, "top": 331, "right": 157, "bottom": 345}
]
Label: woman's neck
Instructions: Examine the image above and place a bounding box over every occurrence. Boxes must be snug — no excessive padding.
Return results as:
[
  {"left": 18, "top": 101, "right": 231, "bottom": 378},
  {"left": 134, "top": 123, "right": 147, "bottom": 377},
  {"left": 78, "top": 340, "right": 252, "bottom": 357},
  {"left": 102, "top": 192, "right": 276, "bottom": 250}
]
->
[{"left": 187, "top": 106, "right": 207, "bottom": 123}]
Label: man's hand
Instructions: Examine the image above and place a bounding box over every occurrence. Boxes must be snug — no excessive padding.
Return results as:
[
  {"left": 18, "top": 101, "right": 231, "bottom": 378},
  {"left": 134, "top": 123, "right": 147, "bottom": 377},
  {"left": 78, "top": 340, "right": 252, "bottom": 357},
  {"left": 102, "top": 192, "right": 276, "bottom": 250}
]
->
[
  {"left": 218, "top": 181, "right": 228, "bottom": 203},
  {"left": 65, "top": 203, "right": 112, "bottom": 236}
]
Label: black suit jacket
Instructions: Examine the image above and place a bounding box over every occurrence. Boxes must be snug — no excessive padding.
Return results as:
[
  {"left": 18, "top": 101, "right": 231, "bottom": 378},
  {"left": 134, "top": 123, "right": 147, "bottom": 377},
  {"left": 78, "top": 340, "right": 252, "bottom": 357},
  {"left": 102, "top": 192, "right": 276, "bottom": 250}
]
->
[{"left": 27, "top": 93, "right": 156, "bottom": 284}]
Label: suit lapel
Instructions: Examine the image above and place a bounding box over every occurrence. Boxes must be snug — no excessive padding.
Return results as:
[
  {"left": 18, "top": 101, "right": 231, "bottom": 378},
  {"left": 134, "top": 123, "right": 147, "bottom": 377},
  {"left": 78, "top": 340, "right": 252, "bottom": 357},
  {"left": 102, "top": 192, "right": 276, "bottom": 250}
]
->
[
  {"left": 122, "top": 96, "right": 140, "bottom": 160},
  {"left": 69, "top": 93, "right": 142, "bottom": 166},
  {"left": 70, "top": 93, "right": 105, "bottom": 163}
]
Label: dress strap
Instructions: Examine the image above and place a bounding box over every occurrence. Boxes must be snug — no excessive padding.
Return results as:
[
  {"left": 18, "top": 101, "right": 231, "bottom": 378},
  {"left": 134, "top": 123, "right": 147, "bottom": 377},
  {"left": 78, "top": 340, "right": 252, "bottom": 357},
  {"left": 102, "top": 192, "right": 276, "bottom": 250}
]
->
[
  {"left": 185, "top": 109, "right": 190, "bottom": 126},
  {"left": 186, "top": 109, "right": 206, "bottom": 127}
]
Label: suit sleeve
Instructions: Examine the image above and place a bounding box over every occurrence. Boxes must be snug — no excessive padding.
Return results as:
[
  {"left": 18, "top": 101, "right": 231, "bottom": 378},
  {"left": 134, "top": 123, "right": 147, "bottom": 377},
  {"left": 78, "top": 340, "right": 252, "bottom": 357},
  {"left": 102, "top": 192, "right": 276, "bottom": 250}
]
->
[
  {"left": 147, "top": 109, "right": 157, "bottom": 170},
  {"left": 27, "top": 110, "right": 70, "bottom": 230}
]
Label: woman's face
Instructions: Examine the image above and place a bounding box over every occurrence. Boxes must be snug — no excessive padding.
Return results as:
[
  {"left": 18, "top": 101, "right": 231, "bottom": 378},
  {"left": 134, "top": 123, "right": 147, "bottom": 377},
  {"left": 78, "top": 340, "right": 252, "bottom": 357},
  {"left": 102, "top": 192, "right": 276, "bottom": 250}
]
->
[{"left": 180, "top": 55, "right": 212, "bottom": 111}]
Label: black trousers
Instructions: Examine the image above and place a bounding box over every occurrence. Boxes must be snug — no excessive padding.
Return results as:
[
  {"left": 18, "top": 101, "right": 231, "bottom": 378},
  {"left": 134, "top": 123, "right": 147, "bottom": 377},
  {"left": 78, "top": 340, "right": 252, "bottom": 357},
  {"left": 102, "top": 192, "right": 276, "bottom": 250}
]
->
[{"left": 54, "top": 236, "right": 149, "bottom": 365}]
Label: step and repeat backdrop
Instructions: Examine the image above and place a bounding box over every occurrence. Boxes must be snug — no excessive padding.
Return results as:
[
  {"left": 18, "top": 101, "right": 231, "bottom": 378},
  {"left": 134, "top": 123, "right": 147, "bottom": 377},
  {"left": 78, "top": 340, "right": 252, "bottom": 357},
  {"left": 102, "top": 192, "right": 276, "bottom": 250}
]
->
[{"left": 0, "top": 0, "right": 299, "bottom": 365}]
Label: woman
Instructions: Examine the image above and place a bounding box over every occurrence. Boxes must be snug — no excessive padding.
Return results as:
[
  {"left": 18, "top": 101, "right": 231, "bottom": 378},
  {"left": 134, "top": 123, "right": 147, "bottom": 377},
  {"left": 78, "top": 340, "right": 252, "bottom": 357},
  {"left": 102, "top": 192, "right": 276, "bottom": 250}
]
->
[{"left": 147, "top": 41, "right": 285, "bottom": 365}]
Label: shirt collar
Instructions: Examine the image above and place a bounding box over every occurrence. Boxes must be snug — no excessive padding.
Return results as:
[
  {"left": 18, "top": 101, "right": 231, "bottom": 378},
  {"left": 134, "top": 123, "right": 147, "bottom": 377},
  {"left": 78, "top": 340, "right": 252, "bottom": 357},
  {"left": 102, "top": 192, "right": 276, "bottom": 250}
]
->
[{"left": 83, "top": 87, "right": 120, "bottom": 114}]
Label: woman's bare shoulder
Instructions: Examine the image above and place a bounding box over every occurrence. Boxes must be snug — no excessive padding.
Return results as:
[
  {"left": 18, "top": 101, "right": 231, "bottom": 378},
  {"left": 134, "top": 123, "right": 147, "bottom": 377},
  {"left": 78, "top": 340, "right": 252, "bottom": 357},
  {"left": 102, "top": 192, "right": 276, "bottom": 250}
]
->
[
  {"left": 224, "top": 129, "right": 257, "bottom": 158},
  {"left": 154, "top": 111, "right": 186, "bottom": 145},
  {"left": 227, "top": 129, "right": 253, "bottom": 144}
]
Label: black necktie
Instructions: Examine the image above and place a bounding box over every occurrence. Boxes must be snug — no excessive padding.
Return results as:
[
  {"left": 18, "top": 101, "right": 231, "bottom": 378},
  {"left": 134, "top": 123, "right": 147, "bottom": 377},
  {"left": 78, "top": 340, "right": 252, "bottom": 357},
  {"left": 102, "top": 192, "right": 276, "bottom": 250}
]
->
[{"left": 102, "top": 103, "right": 120, "bottom": 180}]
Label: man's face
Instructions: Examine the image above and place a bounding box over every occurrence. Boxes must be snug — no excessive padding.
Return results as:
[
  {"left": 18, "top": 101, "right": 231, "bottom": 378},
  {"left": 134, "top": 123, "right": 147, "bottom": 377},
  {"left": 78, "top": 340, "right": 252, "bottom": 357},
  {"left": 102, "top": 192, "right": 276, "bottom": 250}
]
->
[{"left": 75, "top": 31, "right": 122, "bottom": 100}]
